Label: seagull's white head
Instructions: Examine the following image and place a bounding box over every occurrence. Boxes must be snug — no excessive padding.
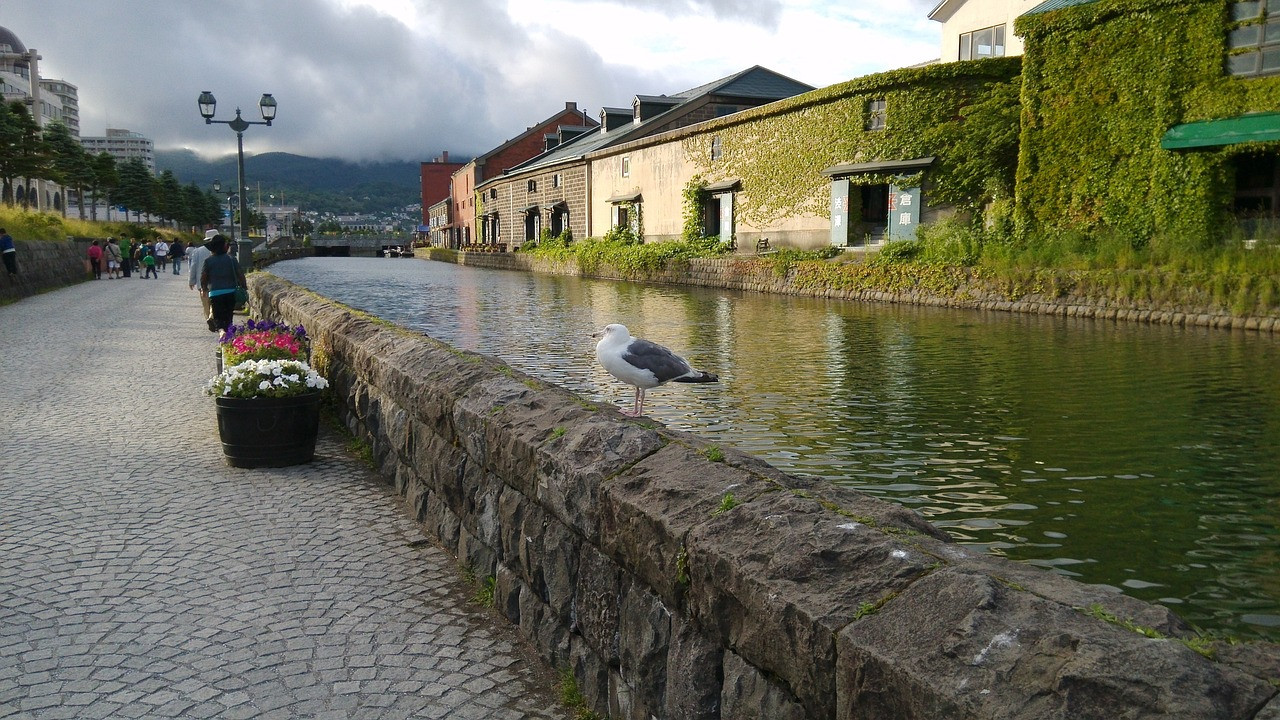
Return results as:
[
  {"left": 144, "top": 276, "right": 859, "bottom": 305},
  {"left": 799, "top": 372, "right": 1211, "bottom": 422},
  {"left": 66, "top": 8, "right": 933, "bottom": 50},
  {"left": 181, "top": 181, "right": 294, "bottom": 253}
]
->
[{"left": 592, "top": 323, "right": 630, "bottom": 341}]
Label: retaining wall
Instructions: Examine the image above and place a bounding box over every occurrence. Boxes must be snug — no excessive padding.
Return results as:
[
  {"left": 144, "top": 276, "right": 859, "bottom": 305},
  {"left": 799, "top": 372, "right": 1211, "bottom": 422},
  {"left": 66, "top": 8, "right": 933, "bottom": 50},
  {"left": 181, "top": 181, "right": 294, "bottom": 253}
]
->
[
  {"left": 428, "top": 249, "right": 1280, "bottom": 334},
  {"left": 251, "top": 272, "right": 1280, "bottom": 720},
  {"left": 0, "top": 239, "right": 92, "bottom": 304}
]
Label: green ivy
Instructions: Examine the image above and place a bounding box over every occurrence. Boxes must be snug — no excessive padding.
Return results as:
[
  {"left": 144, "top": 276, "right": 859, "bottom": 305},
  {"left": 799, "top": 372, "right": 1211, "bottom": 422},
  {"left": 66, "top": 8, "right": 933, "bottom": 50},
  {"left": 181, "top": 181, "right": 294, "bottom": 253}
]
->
[
  {"left": 1014, "top": 0, "right": 1280, "bottom": 245},
  {"left": 677, "top": 58, "right": 1022, "bottom": 230}
]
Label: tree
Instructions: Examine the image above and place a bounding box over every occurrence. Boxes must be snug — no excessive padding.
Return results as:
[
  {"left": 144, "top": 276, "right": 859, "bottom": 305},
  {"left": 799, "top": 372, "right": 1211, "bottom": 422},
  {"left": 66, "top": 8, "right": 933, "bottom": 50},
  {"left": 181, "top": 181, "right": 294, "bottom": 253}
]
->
[
  {"left": 156, "top": 170, "right": 185, "bottom": 225},
  {"left": 0, "top": 101, "right": 51, "bottom": 206},
  {"left": 89, "top": 152, "right": 117, "bottom": 221},
  {"left": 112, "top": 157, "right": 153, "bottom": 222},
  {"left": 43, "top": 121, "right": 93, "bottom": 218}
]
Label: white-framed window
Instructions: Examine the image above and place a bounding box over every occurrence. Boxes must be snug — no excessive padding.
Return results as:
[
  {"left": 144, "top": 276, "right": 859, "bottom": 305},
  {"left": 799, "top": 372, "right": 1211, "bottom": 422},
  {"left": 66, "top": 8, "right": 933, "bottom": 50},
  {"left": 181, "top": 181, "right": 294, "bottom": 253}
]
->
[
  {"left": 527, "top": 180, "right": 537, "bottom": 193},
  {"left": 621, "top": 156, "right": 630, "bottom": 178},
  {"left": 865, "top": 98, "right": 886, "bottom": 131},
  {"left": 959, "top": 24, "right": 1006, "bottom": 61},
  {"left": 1228, "top": 1, "right": 1280, "bottom": 76},
  {"left": 711, "top": 136, "right": 722, "bottom": 161},
  {"left": 553, "top": 173, "right": 562, "bottom": 188}
]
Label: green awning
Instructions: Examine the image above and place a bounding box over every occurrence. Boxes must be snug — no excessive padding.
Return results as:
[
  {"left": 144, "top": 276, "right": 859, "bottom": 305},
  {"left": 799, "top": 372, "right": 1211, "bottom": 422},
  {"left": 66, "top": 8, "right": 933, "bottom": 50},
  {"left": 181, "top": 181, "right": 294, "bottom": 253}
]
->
[{"left": 1161, "top": 113, "right": 1280, "bottom": 150}]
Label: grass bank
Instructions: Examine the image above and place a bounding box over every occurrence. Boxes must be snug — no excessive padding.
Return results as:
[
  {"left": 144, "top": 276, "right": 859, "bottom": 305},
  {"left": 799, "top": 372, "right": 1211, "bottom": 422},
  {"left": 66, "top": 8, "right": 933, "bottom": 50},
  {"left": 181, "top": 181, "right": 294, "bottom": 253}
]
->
[
  {"left": 0, "top": 207, "right": 200, "bottom": 245},
  {"left": 517, "top": 223, "right": 1280, "bottom": 319}
]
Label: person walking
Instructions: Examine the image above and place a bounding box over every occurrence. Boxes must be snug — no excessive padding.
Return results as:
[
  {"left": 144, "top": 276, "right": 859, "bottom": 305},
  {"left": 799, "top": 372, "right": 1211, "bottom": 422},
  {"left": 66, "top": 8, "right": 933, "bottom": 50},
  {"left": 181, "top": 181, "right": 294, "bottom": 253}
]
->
[
  {"left": 104, "top": 237, "right": 122, "bottom": 279},
  {"left": 1, "top": 228, "right": 16, "bottom": 278},
  {"left": 170, "top": 239, "right": 185, "bottom": 275},
  {"left": 200, "top": 235, "right": 247, "bottom": 336},
  {"left": 142, "top": 248, "right": 158, "bottom": 279},
  {"left": 120, "top": 237, "right": 132, "bottom": 278},
  {"left": 189, "top": 230, "right": 216, "bottom": 329},
  {"left": 87, "top": 240, "right": 103, "bottom": 280},
  {"left": 154, "top": 239, "right": 169, "bottom": 272}
]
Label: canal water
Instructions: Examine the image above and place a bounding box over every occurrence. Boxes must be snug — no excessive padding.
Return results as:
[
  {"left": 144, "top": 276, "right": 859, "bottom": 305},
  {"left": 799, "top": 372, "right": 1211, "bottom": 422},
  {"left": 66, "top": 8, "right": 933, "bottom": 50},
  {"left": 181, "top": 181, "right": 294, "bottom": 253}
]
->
[{"left": 270, "top": 257, "right": 1280, "bottom": 641}]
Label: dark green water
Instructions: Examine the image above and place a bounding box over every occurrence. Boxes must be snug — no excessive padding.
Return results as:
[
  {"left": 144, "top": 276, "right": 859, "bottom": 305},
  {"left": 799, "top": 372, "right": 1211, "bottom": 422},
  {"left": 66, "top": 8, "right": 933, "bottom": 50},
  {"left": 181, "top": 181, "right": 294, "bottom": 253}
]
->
[{"left": 271, "top": 257, "right": 1280, "bottom": 641}]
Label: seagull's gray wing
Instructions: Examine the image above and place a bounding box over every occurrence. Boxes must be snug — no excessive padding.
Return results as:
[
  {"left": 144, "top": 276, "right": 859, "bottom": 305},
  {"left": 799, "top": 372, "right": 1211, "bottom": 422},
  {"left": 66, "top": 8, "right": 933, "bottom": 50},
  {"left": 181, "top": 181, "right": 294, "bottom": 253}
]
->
[{"left": 621, "top": 338, "right": 695, "bottom": 384}]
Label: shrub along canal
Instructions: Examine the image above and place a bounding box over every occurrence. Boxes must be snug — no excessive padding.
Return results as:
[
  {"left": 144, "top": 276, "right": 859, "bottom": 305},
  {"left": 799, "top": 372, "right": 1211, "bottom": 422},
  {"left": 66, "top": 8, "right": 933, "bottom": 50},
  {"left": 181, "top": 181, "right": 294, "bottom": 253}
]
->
[{"left": 270, "top": 256, "right": 1280, "bottom": 641}]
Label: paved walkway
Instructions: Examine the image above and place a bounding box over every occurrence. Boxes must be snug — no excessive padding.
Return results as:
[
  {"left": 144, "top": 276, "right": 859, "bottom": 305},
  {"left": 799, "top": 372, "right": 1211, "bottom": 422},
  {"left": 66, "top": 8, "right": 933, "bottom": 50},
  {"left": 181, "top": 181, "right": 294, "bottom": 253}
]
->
[{"left": 0, "top": 271, "right": 568, "bottom": 719}]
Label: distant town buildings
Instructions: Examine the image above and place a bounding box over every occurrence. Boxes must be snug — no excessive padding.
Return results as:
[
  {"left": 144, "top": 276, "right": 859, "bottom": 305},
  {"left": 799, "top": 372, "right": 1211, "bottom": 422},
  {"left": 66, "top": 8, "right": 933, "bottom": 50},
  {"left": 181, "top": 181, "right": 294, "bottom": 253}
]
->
[{"left": 80, "top": 128, "right": 156, "bottom": 173}]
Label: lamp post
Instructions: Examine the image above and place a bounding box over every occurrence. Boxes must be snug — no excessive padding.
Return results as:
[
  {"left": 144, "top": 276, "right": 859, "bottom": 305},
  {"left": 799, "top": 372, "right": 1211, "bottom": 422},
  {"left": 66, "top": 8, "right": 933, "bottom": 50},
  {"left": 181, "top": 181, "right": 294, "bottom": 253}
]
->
[
  {"left": 198, "top": 90, "right": 277, "bottom": 263},
  {"left": 211, "top": 180, "right": 237, "bottom": 244}
]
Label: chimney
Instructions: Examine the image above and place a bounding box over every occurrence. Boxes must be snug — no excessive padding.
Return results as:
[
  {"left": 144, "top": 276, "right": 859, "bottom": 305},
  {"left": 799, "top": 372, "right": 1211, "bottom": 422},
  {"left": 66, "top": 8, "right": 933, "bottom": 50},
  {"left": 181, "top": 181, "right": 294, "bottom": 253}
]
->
[{"left": 565, "top": 101, "right": 577, "bottom": 112}]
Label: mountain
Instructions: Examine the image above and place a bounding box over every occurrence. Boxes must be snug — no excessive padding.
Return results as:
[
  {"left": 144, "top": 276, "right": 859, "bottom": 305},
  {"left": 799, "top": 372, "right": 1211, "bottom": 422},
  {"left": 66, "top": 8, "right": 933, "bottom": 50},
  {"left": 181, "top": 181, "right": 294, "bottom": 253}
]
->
[{"left": 154, "top": 149, "right": 432, "bottom": 215}]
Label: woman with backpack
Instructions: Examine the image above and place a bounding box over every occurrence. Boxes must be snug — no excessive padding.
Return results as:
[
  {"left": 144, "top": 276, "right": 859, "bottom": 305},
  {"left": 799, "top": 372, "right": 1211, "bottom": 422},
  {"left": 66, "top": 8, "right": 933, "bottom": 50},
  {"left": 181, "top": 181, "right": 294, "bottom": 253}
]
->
[{"left": 200, "top": 235, "right": 247, "bottom": 336}]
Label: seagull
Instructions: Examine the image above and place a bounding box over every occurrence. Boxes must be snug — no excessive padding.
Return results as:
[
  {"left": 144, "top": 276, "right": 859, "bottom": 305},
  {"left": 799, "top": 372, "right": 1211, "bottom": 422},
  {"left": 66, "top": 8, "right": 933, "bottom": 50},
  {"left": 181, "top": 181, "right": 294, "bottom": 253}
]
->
[{"left": 593, "top": 323, "right": 718, "bottom": 417}]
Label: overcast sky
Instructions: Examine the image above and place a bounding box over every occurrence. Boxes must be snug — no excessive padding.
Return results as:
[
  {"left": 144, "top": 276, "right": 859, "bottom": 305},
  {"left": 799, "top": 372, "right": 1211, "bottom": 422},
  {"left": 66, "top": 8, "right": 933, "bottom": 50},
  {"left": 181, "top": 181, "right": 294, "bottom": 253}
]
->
[{"left": 6, "top": 0, "right": 940, "bottom": 164}]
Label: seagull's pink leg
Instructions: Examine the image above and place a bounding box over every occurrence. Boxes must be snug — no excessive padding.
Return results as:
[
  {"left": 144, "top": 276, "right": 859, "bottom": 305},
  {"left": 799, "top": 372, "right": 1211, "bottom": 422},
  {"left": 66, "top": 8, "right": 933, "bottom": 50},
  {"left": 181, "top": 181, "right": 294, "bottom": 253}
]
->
[{"left": 636, "top": 387, "right": 646, "bottom": 417}]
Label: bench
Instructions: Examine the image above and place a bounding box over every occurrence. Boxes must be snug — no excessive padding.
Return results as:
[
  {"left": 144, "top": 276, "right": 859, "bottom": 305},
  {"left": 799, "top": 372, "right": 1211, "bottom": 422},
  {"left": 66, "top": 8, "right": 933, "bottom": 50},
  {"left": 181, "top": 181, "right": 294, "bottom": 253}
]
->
[{"left": 756, "top": 238, "right": 776, "bottom": 255}]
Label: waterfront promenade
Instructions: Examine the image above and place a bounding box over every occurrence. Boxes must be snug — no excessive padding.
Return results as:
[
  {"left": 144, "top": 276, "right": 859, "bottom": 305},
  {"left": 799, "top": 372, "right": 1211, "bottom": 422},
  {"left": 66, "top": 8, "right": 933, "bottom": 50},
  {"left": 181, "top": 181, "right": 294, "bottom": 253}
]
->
[{"left": 0, "top": 274, "right": 568, "bottom": 719}]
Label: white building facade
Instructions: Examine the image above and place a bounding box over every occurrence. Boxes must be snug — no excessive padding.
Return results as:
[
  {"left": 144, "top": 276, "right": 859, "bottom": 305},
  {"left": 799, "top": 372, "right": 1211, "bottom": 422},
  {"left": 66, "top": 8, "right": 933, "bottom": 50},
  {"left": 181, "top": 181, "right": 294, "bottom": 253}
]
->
[
  {"left": 929, "top": 0, "right": 1045, "bottom": 62},
  {"left": 80, "top": 128, "right": 156, "bottom": 173},
  {"left": 0, "top": 25, "right": 73, "bottom": 210}
]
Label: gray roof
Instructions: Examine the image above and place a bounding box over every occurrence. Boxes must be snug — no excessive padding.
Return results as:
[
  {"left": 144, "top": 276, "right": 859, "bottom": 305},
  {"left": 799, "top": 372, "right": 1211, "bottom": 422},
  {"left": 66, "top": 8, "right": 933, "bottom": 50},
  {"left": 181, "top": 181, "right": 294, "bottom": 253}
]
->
[
  {"left": 673, "top": 65, "right": 814, "bottom": 101},
  {"left": 495, "top": 66, "right": 814, "bottom": 180}
]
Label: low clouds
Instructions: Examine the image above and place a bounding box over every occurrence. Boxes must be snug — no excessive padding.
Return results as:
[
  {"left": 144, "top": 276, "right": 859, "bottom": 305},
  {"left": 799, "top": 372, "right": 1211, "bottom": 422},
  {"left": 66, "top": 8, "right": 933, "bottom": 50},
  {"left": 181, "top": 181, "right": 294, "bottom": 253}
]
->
[{"left": 5, "top": 0, "right": 938, "bottom": 163}]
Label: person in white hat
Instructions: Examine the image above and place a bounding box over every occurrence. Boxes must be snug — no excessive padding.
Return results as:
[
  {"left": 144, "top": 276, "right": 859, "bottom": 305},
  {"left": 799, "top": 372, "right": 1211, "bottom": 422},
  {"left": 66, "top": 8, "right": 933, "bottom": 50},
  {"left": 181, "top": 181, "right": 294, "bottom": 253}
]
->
[{"left": 188, "top": 229, "right": 219, "bottom": 329}]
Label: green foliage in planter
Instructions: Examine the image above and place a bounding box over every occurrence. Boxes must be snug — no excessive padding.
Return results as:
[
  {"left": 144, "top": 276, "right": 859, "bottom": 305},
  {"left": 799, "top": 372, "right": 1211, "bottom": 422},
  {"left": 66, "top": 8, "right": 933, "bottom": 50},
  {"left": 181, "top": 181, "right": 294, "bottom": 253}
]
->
[
  {"left": 678, "top": 58, "right": 1022, "bottom": 229},
  {"left": 1013, "top": 0, "right": 1280, "bottom": 245}
]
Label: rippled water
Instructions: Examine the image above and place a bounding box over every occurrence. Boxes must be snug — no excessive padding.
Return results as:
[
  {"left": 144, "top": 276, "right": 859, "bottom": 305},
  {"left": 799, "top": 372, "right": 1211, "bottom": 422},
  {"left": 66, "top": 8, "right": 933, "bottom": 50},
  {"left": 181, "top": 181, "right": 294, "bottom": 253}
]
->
[{"left": 271, "top": 257, "right": 1280, "bottom": 640}]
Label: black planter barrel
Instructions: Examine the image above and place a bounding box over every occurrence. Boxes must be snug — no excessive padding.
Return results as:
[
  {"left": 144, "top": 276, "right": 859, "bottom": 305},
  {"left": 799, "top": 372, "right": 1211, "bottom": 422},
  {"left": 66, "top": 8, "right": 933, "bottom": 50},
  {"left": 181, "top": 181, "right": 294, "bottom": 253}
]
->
[{"left": 214, "top": 391, "right": 321, "bottom": 468}]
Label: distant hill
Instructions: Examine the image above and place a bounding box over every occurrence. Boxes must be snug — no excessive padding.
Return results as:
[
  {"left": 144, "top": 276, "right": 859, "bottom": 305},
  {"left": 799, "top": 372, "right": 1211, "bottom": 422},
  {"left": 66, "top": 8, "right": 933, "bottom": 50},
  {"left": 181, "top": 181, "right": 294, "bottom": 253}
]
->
[{"left": 155, "top": 149, "right": 439, "bottom": 214}]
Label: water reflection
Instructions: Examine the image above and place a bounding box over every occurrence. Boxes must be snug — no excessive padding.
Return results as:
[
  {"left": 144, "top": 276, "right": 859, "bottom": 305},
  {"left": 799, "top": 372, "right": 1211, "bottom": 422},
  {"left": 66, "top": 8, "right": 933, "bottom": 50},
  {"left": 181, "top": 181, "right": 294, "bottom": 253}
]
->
[{"left": 270, "top": 257, "right": 1280, "bottom": 640}]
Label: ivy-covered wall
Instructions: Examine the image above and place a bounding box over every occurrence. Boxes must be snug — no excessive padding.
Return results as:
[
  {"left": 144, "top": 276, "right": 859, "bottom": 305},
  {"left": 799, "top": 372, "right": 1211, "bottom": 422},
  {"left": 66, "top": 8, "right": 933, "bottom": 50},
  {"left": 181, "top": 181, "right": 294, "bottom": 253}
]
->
[
  {"left": 1014, "top": 0, "right": 1280, "bottom": 244},
  {"left": 675, "top": 58, "right": 1023, "bottom": 239}
]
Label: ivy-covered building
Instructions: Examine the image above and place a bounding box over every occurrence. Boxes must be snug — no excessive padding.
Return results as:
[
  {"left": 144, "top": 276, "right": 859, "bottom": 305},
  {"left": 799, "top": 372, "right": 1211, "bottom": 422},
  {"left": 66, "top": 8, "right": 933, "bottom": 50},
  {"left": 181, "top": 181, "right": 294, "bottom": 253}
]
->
[
  {"left": 1014, "top": 0, "right": 1280, "bottom": 244},
  {"left": 584, "top": 58, "right": 1021, "bottom": 250}
]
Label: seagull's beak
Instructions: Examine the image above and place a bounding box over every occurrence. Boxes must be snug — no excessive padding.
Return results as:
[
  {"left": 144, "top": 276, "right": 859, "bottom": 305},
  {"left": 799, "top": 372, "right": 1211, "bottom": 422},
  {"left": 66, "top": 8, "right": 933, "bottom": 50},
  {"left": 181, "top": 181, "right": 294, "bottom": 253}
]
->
[{"left": 591, "top": 329, "right": 602, "bottom": 339}]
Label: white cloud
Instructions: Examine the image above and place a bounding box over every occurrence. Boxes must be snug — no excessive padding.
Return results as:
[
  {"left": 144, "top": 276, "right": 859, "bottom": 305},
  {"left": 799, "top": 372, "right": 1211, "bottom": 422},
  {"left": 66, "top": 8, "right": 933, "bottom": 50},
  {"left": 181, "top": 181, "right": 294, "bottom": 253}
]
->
[{"left": 3, "top": 0, "right": 940, "bottom": 162}]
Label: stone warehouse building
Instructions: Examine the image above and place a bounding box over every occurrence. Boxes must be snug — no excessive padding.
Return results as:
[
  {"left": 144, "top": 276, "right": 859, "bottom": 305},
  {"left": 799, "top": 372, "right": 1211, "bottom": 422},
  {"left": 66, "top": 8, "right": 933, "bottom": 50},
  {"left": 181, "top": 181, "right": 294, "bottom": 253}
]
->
[
  {"left": 446, "top": 102, "right": 596, "bottom": 249},
  {"left": 475, "top": 66, "right": 815, "bottom": 248},
  {"left": 425, "top": 0, "right": 1280, "bottom": 253}
]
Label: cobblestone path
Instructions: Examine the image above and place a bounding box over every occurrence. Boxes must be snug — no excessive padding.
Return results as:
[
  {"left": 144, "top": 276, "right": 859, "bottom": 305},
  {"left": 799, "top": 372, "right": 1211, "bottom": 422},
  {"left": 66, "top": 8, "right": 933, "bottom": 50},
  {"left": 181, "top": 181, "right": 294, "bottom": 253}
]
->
[{"left": 0, "top": 271, "right": 568, "bottom": 719}]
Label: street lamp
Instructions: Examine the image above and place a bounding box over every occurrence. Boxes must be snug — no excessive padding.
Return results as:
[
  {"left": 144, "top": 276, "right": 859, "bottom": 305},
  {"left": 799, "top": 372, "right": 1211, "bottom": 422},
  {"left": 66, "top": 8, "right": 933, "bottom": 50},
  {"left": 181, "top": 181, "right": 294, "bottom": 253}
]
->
[
  {"left": 198, "top": 90, "right": 277, "bottom": 263},
  {"left": 211, "top": 180, "right": 237, "bottom": 244}
]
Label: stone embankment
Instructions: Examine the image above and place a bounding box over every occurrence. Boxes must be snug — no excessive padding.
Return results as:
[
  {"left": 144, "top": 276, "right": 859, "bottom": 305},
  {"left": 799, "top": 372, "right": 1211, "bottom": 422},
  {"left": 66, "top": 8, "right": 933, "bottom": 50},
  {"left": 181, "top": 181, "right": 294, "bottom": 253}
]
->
[
  {"left": 0, "top": 239, "right": 89, "bottom": 304},
  {"left": 251, "top": 271, "right": 1280, "bottom": 720},
  {"left": 434, "top": 249, "right": 1280, "bottom": 334}
]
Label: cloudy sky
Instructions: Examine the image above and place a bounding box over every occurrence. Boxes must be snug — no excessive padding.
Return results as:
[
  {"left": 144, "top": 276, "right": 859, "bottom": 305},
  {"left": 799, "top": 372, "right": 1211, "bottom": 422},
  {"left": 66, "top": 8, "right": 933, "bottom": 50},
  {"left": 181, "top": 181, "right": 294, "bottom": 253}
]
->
[{"left": 7, "top": 0, "right": 940, "bottom": 164}]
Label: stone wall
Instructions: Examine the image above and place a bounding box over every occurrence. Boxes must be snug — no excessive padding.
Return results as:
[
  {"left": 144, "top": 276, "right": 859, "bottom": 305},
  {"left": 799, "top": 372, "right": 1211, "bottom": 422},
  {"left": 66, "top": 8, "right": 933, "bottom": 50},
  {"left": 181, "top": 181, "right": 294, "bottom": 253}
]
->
[
  {"left": 251, "top": 272, "right": 1280, "bottom": 720},
  {"left": 427, "top": 250, "right": 1280, "bottom": 334},
  {"left": 0, "top": 239, "right": 92, "bottom": 304}
]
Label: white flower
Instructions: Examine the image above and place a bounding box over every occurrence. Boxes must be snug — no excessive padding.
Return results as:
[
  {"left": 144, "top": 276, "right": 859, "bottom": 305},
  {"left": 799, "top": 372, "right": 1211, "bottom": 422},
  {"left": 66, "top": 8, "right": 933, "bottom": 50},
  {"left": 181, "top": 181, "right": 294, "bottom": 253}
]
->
[{"left": 259, "top": 381, "right": 272, "bottom": 391}]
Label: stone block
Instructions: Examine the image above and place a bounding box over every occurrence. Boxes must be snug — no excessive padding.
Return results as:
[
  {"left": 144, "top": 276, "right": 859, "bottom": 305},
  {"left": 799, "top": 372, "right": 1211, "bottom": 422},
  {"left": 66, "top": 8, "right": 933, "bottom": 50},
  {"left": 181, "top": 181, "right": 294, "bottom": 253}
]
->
[
  {"left": 721, "top": 650, "right": 808, "bottom": 720},
  {"left": 422, "top": 490, "right": 460, "bottom": 554},
  {"left": 600, "top": 443, "right": 777, "bottom": 610},
  {"left": 617, "top": 582, "right": 671, "bottom": 715},
  {"left": 493, "top": 563, "right": 523, "bottom": 624},
  {"left": 570, "top": 634, "right": 611, "bottom": 719},
  {"left": 519, "top": 583, "right": 570, "bottom": 667},
  {"left": 907, "top": 534, "right": 1191, "bottom": 637},
  {"left": 535, "top": 415, "right": 664, "bottom": 542},
  {"left": 835, "top": 568, "right": 1277, "bottom": 720},
  {"left": 662, "top": 615, "right": 722, "bottom": 720},
  {"left": 457, "top": 527, "right": 496, "bottom": 580},
  {"left": 573, "top": 544, "right": 623, "bottom": 664},
  {"left": 686, "top": 492, "right": 938, "bottom": 719},
  {"left": 505, "top": 496, "right": 579, "bottom": 622}
]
